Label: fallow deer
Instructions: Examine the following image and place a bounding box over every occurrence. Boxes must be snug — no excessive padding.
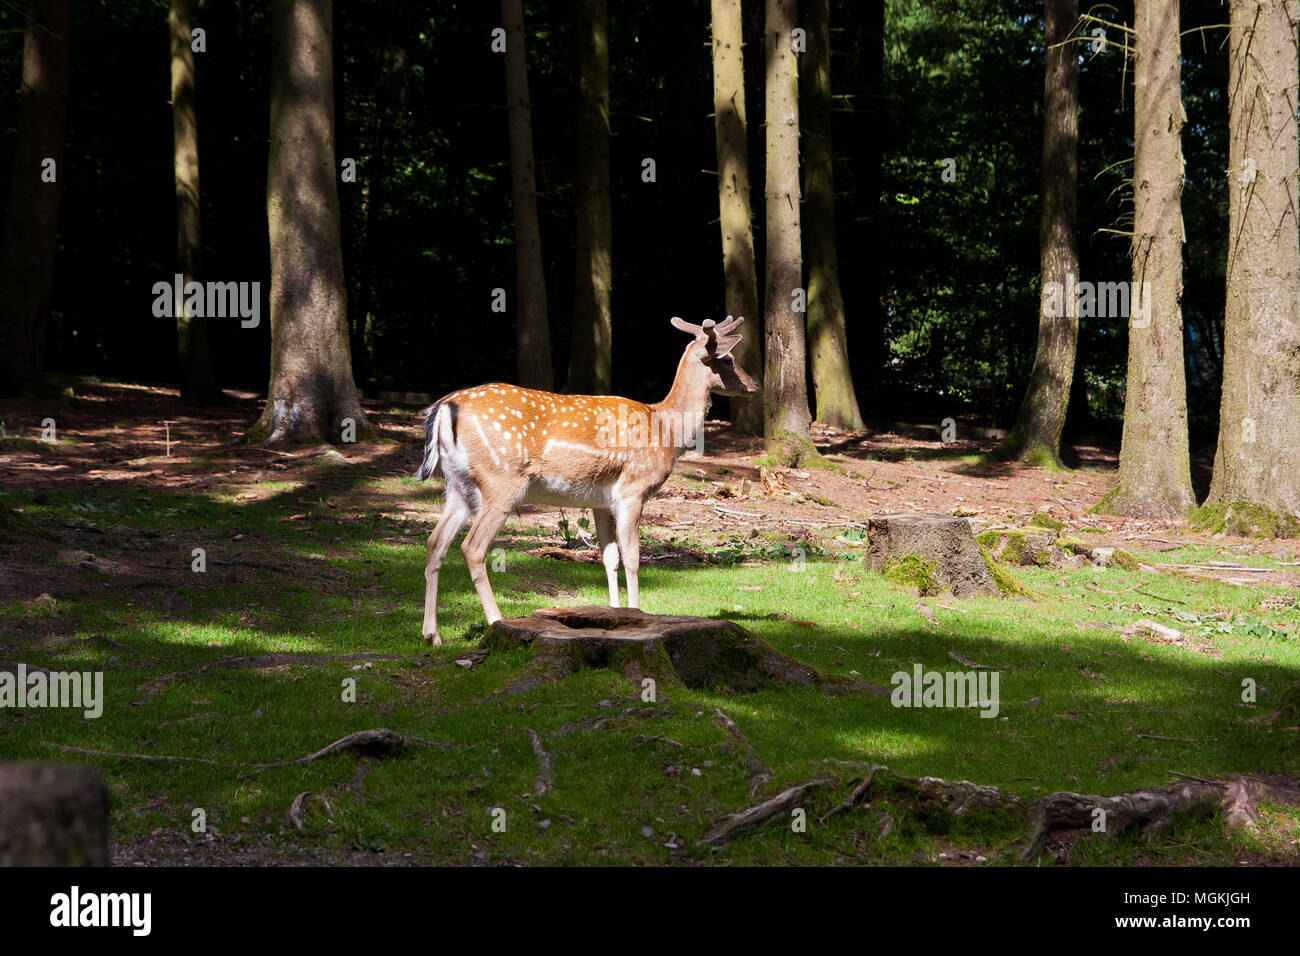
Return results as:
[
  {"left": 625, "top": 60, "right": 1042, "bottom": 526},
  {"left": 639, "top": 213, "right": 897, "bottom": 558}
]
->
[{"left": 415, "top": 315, "right": 758, "bottom": 645}]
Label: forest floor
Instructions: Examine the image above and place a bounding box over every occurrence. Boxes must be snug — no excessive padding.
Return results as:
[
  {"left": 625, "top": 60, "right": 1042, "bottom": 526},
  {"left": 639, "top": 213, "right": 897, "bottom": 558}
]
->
[{"left": 2, "top": 379, "right": 1299, "bottom": 866}]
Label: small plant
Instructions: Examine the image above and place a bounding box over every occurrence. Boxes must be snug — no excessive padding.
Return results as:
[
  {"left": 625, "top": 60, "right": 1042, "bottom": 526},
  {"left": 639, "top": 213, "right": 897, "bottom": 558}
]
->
[{"left": 557, "top": 510, "right": 592, "bottom": 548}]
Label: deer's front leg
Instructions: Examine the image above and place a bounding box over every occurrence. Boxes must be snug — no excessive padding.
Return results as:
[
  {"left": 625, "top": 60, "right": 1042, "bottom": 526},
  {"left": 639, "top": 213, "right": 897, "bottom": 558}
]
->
[
  {"left": 422, "top": 493, "right": 469, "bottom": 646},
  {"left": 615, "top": 499, "right": 644, "bottom": 609},
  {"left": 593, "top": 507, "right": 620, "bottom": 606}
]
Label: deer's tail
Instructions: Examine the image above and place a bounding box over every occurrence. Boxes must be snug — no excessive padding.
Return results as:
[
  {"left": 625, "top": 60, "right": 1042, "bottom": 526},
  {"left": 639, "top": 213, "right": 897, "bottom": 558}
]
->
[{"left": 416, "top": 398, "right": 458, "bottom": 482}]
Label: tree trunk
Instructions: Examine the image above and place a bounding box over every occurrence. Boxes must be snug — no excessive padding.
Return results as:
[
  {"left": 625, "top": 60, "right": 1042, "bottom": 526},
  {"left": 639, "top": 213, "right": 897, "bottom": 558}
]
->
[
  {"left": 711, "top": 0, "right": 763, "bottom": 434},
  {"left": 1204, "top": 0, "right": 1300, "bottom": 527},
  {"left": 802, "top": 0, "right": 864, "bottom": 431},
  {"left": 502, "top": 0, "right": 554, "bottom": 391},
  {"left": 855, "top": 1, "right": 886, "bottom": 405},
  {"left": 762, "top": 0, "right": 815, "bottom": 464},
  {"left": 565, "top": 0, "right": 612, "bottom": 394},
  {"left": 171, "top": 0, "right": 219, "bottom": 404},
  {"left": 250, "top": 0, "right": 371, "bottom": 446},
  {"left": 992, "top": 0, "right": 1079, "bottom": 467},
  {"left": 1099, "top": 0, "right": 1195, "bottom": 518},
  {"left": 0, "top": 763, "right": 109, "bottom": 865},
  {"left": 0, "top": 0, "right": 70, "bottom": 396}
]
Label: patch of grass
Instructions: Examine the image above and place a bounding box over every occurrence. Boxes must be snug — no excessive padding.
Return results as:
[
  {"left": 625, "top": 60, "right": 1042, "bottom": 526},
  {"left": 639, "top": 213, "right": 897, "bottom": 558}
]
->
[{"left": 2, "top": 479, "right": 1299, "bottom": 865}]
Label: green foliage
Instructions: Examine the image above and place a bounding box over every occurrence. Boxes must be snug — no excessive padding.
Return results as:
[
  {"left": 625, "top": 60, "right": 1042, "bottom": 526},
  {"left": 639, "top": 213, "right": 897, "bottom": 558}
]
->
[{"left": 556, "top": 510, "right": 591, "bottom": 549}]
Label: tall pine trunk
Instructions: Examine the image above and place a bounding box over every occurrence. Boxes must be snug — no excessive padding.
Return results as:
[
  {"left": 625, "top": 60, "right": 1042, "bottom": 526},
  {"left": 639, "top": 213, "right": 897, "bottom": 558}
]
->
[
  {"left": 763, "top": 0, "right": 815, "bottom": 464},
  {"left": 171, "top": 0, "right": 218, "bottom": 404},
  {"left": 502, "top": 0, "right": 554, "bottom": 390},
  {"left": 250, "top": 0, "right": 371, "bottom": 446},
  {"left": 802, "top": 0, "right": 863, "bottom": 430},
  {"left": 1100, "top": 0, "right": 1194, "bottom": 517},
  {"left": 993, "top": 0, "right": 1079, "bottom": 467},
  {"left": 711, "top": 0, "right": 763, "bottom": 434},
  {"left": 1204, "top": 0, "right": 1300, "bottom": 528},
  {"left": 566, "top": 0, "right": 612, "bottom": 394},
  {"left": 0, "top": 0, "right": 70, "bottom": 396}
]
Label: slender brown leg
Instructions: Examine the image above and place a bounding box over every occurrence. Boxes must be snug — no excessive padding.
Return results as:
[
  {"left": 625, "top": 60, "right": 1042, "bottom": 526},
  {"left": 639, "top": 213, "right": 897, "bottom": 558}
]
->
[
  {"left": 460, "top": 490, "right": 521, "bottom": 624},
  {"left": 422, "top": 491, "right": 469, "bottom": 646}
]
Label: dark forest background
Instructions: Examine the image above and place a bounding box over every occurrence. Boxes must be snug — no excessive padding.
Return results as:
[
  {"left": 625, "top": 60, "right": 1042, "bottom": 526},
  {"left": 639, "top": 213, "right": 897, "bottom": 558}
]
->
[{"left": 0, "top": 0, "right": 1229, "bottom": 438}]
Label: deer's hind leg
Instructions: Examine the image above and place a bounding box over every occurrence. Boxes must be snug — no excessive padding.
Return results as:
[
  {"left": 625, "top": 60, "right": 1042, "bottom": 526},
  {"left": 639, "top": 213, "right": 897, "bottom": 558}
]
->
[
  {"left": 422, "top": 487, "right": 470, "bottom": 646},
  {"left": 461, "top": 485, "right": 525, "bottom": 625}
]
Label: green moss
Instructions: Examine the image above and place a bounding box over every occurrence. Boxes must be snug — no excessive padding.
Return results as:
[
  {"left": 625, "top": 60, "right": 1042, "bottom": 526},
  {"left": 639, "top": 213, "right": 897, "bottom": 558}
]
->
[
  {"left": 761, "top": 429, "right": 825, "bottom": 469},
  {"left": 1109, "top": 548, "right": 1142, "bottom": 571},
  {"left": 882, "top": 555, "right": 944, "bottom": 596},
  {"left": 1189, "top": 501, "right": 1300, "bottom": 539},
  {"left": 1023, "top": 444, "right": 1066, "bottom": 471},
  {"left": 977, "top": 529, "right": 1049, "bottom": 567},
  {"left": 1055, "top": 535, "right": 1082, "bottom": 555},
  {"left": 1028, "top": 513, "right": 1066, "bottom": 532},
  {"left": 978, "top": 545, "right": 1034, "bottom": 597}
]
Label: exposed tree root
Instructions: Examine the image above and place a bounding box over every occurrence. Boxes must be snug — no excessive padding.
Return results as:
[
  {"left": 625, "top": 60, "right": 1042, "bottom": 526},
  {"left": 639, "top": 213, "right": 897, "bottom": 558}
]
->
[
  {"left": 525, "top": 729, "right": 554, "bottom": 795},
  {"left": 42, "top": 728, "right": 448, "bottom": 771},
  {"left": 287, "top": 791, "right": 335, "bottom": 831},
  {"left": 701, "top": 777, "right": 836, "bottom": 846},
  {"left": 704, "top": 763, "right": 1300, "bottom": 859},
  {"left": 713, "top": 708, "right": 773, "bottom": 797}
]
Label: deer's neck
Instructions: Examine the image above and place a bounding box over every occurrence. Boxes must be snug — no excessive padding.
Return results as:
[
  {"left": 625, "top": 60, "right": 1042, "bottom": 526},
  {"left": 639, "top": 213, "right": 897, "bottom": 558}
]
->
[{"left": 650, "top": 352, "right": 710, "bottom": 453}]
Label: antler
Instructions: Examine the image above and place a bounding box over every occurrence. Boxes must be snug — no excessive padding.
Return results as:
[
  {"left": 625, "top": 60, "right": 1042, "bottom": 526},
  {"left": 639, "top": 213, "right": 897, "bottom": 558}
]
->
[{"left": 670, "top": 315, "right": 745, "bottom": 355}]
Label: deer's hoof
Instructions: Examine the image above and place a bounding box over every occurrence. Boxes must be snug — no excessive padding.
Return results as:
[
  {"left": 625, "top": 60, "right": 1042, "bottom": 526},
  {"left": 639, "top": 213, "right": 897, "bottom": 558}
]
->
[{"left": 423, "top": 631, "right": 442, "bottom": 647}]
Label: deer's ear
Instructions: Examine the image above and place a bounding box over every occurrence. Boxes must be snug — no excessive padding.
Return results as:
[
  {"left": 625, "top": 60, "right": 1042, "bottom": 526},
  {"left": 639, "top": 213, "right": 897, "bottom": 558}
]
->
[{"left": 670, "top": 316, "right": 699, "bottom": 336}]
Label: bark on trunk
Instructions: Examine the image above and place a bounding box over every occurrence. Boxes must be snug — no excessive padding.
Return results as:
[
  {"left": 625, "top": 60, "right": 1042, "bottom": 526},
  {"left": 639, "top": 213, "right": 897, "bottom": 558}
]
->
[
  {"left": 993, "top": 0, "right": 1079, "bottom": 467},
  {"left": 763, "top": 0, "right": 815, "bottom": 463},
  {"left": 565, "top": 0, "right": 613, "bottom": 394},
  {"left": 711, "top": 0, "right": 764, "bottom": 434},
  {"left": 251, "top": 0, "right": 371, "bottom": 446},
  {"left": 1099, "top": 0, "right": 1196, "bottom": 518},
  {"left": 171, "top": 0, "right": 219, "bottom": 404},
  {"left": 0, "top": 0, "right": 70, "bottom": 396},
  {"left": 802, "top": 0, "right": 864, "bottom": 431},
  {"left": 0, "top": 762, "right": 110, "bottom": 866},
  {"left": 1205, "top": 0, "right": 1300, "bottom": 526},
  {"left": 502, "top": 0, "right": 554, "bottom": 391}
]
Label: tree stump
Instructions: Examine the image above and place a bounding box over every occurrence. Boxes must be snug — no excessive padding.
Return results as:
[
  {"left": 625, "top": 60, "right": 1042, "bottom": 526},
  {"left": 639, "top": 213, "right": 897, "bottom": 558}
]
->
[
  {"left": 0, "top": 762, "right": 110, "bottom": 865},
  {"left": 482, "top": 606, "right": 886, "bottom": 697},
  {"left": 866, "top": 513, "right": 1002, "bottom": 598}
]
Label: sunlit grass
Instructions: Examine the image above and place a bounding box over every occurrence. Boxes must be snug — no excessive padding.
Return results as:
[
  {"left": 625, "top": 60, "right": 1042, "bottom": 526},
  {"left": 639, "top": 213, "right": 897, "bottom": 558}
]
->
[{"left": 2, "top": 479, "right": 1298, "bottom": 865}]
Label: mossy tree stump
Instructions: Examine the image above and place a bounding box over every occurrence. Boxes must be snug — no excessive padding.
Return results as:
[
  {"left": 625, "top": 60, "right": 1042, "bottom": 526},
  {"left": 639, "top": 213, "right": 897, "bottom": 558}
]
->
[
  {"left": 0, "top": 762, "right": 110, "bottom": 865},
  {"left": 866, "top": 513, "right": 1002, "bottom": 598},
  {"left": 482, "top": 606, "right": 886, "bottom": 697}
]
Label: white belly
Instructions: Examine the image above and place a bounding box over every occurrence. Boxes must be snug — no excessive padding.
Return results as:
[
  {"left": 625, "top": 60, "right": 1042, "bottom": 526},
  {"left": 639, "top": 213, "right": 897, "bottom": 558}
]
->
[{"left": 521, "top": 476, "right": 612, "bottom": 509}]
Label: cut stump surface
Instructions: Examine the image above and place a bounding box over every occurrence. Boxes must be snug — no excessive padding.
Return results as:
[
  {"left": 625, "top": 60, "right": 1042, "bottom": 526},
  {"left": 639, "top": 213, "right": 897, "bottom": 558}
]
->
[{"left": 483, "top": 606, "right": 887, "bottom": 697}]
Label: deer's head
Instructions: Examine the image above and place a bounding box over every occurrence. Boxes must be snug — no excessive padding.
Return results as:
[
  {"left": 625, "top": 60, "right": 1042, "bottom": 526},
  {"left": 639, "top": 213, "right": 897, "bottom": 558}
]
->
[{"left": 669, "top": 315, "right": 759, "bottom": 397}]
